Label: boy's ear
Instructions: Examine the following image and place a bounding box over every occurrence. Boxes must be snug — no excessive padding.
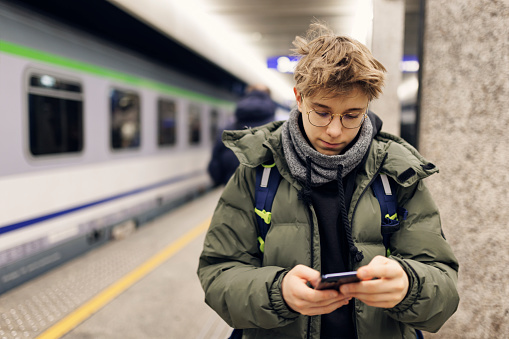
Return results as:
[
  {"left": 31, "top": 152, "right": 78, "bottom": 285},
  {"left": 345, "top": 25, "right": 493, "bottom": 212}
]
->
[{"left": 293, "top": 88, "right": 302, "bottom": 110}]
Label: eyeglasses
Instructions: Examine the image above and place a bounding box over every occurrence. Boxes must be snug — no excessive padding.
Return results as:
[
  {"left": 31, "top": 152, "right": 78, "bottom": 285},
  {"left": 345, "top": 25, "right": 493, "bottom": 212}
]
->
[{"left": 306, "top": 108, "right": 367, "bottom": 128}]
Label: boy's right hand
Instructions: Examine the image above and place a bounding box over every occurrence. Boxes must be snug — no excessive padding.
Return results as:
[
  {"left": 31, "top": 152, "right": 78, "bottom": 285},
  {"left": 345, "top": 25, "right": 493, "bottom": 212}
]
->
[{"left": 281, "top": 264, "right": 352, "bottom": 316}]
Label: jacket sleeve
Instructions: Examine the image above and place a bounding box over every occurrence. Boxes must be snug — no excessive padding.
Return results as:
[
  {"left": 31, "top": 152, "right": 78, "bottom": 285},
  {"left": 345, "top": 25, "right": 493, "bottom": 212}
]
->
[
  {"left": 197, "top": 165, "right": 299, "bottom": 329},
  {"left": 385, "top": 180, "right": 460, "bottom": 332}
]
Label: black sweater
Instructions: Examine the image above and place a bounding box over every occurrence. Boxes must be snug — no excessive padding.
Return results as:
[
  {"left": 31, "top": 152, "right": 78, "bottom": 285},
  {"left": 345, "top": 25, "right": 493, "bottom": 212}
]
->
[{"left": 311, "top": 168, "right": 357, "bottom": 339}]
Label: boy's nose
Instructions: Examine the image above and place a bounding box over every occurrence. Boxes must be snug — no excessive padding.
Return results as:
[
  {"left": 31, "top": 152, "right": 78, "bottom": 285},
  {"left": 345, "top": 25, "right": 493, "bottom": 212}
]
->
[{"left": 325, "top": 117, "right": 343, "bottom": 138}]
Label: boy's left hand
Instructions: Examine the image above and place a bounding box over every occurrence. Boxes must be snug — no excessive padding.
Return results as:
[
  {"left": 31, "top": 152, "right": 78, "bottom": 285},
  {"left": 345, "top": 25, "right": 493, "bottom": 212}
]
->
[{"left": 340, "top": 255, "right": 409, "bottom": 309}]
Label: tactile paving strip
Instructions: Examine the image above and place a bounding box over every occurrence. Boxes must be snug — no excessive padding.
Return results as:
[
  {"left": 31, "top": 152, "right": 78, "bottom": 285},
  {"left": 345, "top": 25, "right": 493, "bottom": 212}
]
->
[
  {"left": 0, "top": 193, "right": 217, "bottom": 339},
  {"left": 0, "top": 244, "right": 156, "bottom": 338}
]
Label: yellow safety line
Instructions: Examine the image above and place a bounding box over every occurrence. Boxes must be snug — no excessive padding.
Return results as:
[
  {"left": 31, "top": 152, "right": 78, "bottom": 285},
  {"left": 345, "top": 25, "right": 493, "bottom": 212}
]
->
[{"left": 36, "top": 218, "right": 211, "bottom": 339}]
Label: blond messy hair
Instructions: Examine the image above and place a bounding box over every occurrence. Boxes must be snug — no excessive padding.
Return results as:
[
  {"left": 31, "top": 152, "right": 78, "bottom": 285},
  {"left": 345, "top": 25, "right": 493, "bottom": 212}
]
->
[{"left": 292, "top": 21, "right": 386, "bottom": 101}]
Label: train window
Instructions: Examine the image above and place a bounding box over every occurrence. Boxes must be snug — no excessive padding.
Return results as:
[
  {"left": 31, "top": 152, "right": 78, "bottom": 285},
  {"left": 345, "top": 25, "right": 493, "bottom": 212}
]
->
[
  {"left": 158, "top": 98, "right": 177, "bottom": 146},
  {"left": 28, "top": 73, "right": 84, "bottom": 156},
  {"left": 210, "top": 108, "right": 219, "bottom": 142},
  {"left": 110, "top": 89, "right": 140, "bottom": 149},
  {"left": 188, "top": 104, "right": 201, "bottom": 145}
]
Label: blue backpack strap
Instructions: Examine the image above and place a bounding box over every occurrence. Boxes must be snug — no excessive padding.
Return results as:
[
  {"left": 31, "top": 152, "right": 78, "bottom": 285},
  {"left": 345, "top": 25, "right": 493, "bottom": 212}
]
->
[
  {"left": 371, "top": 174, "right": 408, "bottom": 255},
  {"left": 229, "top": 165, "right": 281, "bottom": 339},
  {"left": 228, "top": 328, "right": 243, "bottom": 339},
  {"left": 254, "top": 163, "right": 281, "bottom": 254}
]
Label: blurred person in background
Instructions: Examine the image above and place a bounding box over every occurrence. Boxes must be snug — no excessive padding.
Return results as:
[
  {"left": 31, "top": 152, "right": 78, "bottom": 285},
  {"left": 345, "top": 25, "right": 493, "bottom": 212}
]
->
[
  {"left": 207, "top": 84, "right": 277, "bottom": 186},
  {"left": 199, "top": 22, "right": 459, "bottom": 339}
]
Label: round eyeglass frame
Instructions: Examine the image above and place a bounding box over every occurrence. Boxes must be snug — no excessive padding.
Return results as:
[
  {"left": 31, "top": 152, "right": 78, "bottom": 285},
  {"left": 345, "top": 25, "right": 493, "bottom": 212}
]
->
[
  {"left": 301, "top": 93, "right": 369, "bottom": 129},
  {"left": 306, "top": 108, "right": 368, "bottom": 129}
]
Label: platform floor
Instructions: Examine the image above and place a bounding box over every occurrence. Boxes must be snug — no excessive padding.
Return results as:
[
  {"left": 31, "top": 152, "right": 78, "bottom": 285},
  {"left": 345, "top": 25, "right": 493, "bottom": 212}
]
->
[{"left": 0, "top": 188, "right": 232, "bottom": 339}]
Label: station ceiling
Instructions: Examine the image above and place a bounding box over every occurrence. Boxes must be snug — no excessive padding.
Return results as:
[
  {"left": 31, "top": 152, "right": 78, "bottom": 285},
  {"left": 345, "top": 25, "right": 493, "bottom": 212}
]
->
[
  {"left": 205, "top": 0, "right": 416, "bottom": 51},
  {"left": 201, "top": 0, "right": 364, "bottom": 59},
  {"left": 111, "top": 0, "right": 421, "bottom": 102}
]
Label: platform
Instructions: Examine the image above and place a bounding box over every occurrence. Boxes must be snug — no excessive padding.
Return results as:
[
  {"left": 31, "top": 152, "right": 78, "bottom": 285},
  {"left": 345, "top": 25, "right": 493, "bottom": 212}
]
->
[{"left": 0, "top": 188, "right": 232, "bottom": 339}]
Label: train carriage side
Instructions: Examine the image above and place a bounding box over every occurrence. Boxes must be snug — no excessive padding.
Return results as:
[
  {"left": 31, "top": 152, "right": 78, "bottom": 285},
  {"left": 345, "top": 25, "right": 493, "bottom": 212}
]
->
[{"left": 0, "top": 2, "right": 236, "bottom": 294}]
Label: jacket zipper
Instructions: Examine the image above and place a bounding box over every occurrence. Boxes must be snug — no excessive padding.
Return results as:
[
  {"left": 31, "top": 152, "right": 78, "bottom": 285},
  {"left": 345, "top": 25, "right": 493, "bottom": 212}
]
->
[{"left": 349, "top": 153, "right": 387, "bottom": 339}]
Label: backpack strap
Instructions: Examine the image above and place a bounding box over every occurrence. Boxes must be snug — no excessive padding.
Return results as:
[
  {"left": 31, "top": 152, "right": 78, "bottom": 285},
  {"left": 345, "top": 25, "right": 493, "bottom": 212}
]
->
[
  {"left": 371, "top": 173, "right": 408, "bottom": 256},
  {"left": 254, "top": 163, "right": 281, "bottom": 254},
  {"left": 230, "top": 166, "right": 280, "bottom": 339},
  {"left": 228, "top": 328, "right": 243, "bottom": 339}
]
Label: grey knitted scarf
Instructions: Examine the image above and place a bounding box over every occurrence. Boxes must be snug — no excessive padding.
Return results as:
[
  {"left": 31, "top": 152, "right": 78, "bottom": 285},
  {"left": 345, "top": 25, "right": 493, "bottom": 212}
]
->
[{"left": 282, "top": 107, "right": 373, "bottom": 185}]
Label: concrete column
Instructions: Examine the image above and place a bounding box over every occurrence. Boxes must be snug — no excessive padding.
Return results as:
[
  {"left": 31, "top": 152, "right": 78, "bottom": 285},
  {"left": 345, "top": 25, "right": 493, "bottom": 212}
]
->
[
  {"left": 419, "top": 0, "right": 509, "bottom": 337},
  {"left": 370, "top": 0, "right": 405, "bottom": 136}
]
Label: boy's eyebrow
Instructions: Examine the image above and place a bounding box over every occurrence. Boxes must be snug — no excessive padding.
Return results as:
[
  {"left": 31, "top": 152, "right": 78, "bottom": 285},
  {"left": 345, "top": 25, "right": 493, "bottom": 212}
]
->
[
  {"left": 343, "top": 107, "right": 367, "bottom": 112},
  {"left": 310, "top": 101, "right": 367, "bottom": 112},
  {"left": 310, "top": 101, "right": 331, "bottom": 109}
]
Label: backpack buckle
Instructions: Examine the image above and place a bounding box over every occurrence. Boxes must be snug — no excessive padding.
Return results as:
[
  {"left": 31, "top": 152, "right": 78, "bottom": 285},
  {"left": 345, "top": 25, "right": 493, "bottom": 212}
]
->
[{"left": 254, "top": 208, "right": 272, "bottom": 224}]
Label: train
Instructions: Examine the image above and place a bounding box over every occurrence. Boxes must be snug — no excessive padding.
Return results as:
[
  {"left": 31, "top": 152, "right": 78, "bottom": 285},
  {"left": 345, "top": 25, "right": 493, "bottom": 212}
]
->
[{"left": 0, "top": 0, "right": 243, "bottom": 294}]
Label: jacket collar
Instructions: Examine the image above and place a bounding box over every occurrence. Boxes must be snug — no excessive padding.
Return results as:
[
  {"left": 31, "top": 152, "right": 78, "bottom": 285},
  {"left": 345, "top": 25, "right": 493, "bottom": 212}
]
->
[
  {"left": 222, "top": 121, "right": 302, "bottom": 189},
  {"left": 368, "top": 132, "right": 439, "bottom": 187},
  {"left": 222, "top": 120, "right": 439, "bottom": 189}
]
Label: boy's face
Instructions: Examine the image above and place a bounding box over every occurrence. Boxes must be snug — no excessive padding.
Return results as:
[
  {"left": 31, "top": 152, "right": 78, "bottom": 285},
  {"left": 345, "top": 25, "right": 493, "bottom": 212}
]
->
[{"left": 294, "top": 87, "right": 369, "bottom": 156}]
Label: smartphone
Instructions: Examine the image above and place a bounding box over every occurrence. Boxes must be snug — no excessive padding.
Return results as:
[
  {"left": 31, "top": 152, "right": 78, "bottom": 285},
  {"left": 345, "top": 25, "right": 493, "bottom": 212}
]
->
[{"left": 315, "top": 271, "right": 360, "bottom": 290}]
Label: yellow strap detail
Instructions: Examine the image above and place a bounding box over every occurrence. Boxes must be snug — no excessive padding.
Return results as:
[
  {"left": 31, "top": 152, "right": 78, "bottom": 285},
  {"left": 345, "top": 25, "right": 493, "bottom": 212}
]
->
[
  {"left": 262, "top": 162, "right": 276, "bottom": 168},
  {"left": 254, "top": 208, "right": 272, "bottom": 224},
  {"left": 385, "top": 213, "right": 398, "bottom": 221},
  {"left": 258, "top": 236, "right": 265, "bottom": 253}
]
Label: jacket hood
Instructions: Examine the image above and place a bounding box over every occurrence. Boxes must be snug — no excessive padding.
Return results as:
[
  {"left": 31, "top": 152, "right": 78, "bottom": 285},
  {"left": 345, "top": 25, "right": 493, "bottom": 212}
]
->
[
  {"left": 372, "top": 131, "right": 439, "bottom": 187},
  {"left": 222, "top": 121, "right": 285, "bottom": 168},
  {"left": 223, "top": 115, "right": 438, "bottom": 188},
  {"left": 368, "top": 110, "right": 383, "bottom": 137}
]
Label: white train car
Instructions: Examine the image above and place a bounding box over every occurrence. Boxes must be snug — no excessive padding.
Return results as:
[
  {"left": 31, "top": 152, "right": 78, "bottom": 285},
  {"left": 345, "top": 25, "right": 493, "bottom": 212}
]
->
[{"left": 0, "top": 1, "right": 237, "bottom": 294}]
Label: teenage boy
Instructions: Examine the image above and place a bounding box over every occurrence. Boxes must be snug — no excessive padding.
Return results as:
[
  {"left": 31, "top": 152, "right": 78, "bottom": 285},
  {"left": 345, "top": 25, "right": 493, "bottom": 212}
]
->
[{"left": 198, "top": 22, "right": 459, "bottom": 339}]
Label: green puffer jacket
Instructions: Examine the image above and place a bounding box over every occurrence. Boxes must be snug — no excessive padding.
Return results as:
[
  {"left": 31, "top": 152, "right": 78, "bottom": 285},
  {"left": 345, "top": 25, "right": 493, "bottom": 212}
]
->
[{"left": 198, "top": 121, "right": 459, "bottom": 339}]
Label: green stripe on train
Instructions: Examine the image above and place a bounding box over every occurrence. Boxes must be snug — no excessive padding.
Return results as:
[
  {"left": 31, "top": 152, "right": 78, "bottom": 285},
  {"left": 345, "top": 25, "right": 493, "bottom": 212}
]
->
[{"left": 0, "top": 40, "right": 234, "bottom": 108}]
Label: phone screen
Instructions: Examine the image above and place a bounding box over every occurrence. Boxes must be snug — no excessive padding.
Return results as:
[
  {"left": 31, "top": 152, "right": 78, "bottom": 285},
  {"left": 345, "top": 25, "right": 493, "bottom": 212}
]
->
[{"left": 315, "top": 271, "right": 360, "bottom": 290}]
